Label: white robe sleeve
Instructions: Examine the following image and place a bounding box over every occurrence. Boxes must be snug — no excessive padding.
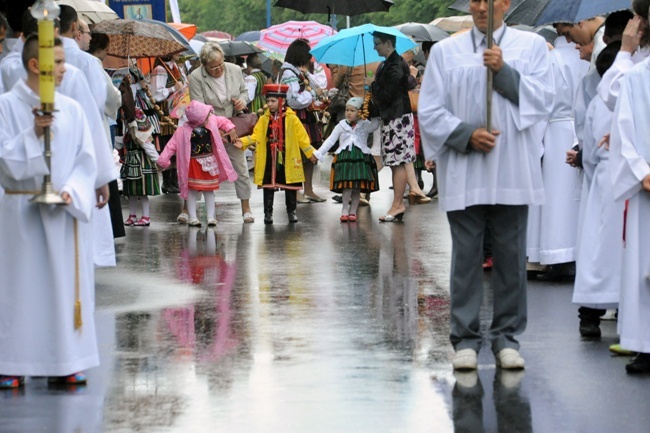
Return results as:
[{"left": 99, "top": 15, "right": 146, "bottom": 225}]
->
[
  {"left": 597, "top": 51, "right": 634, "bottom": 112},
  {"left": 509, "top": 37, "right": 554, "bottom": 132},
  {"left": 418, "top": 44, "right": 467, "bottom": 160},
  {"left": 60, "top": 107, "right": 98, "bottom": 223},
  {"left": 60, "top": 69, "right": 117, "bottom": 188},
  {"left": 308, "top": 62, "right": 328, "bottom": 90},
  {"left": 81, "top": 57, "right": 109, "bottom": 114},
  {"left": 244, "top": 74, "right": 257, "bottom": 103},
  {"left": 0, "top": 122, "right": 48, "bottom": 181},
  {"left": 610, "top": 73, "right": 650, "bottom": 202}
]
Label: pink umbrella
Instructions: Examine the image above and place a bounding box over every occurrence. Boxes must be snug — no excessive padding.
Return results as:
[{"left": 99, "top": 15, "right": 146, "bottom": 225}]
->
[
  {"left": 258, "top": 20, "right": 336, "bottom": 55},
  {"left": 201, "top": 30, "right": 234, "bottom": 40}
]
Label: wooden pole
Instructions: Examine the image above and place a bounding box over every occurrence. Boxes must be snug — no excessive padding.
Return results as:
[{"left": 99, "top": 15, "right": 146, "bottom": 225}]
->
[{"left": 486, "top": 0, "right": 494, "bottom": 132}]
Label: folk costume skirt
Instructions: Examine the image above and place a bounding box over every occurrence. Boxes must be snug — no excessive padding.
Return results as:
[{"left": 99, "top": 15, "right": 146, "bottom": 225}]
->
[
  {"left": 121, "top": 147, "right": 160, "bottom": 197},
  {"left": 188, "top": 155, "right": 220, "bottom": 191},
  {"left": 330, "top": 146, "right": 379, "bottom": 193}
]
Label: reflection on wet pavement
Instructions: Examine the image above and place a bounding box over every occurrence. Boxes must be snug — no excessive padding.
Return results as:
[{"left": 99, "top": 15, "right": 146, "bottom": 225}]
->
[{"left": 1, "top": 168, "right": 650, "bottom": 432}]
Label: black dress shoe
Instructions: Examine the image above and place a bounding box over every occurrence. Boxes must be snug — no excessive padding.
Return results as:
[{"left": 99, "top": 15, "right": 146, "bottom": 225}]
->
[
  {"left": 162, "top": 183, "right": 180, "bottom": 194},
  {"left": 536, "top": 264, "right": 575, "bottom": 282},
  {"left": 426, "top": 186, "right": 438, "bottom": 198},
  {"left": 579, "top": 320, "right": 601, "bottom": 338},
  {"left": 332, "top": 195, "right": 342, "bottom": 203},
  {"left": 287, "top": 210, "right": 298, "bottom": 223},
  {"left": 626, "top": 353, "right": 650, "bottom": 373}
]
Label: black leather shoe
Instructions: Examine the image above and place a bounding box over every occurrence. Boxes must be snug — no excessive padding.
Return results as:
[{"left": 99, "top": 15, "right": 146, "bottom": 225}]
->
[
  {"left": 626, "top": 353, "right": 650, "bottom": 373},
  {"left": 161, "top": 183, "right": 180, "bottom": 194},
  {"left": 287, "top": 210, "right": 298, "bottom": 223},
  {"left": 536, "top": 264, "right": 575, "bottom": 282},
  {"left": 332, "top": 195, "right": 342, "bottom": 203},
  {"left": 426, "top": 186, "right": 438, "bottom": 198},
  {"left": 579, "top": 320, "right": 601, "bottom": 338},
  {"left": 264, "top": 213, "right": 273, "bottom": 225}
]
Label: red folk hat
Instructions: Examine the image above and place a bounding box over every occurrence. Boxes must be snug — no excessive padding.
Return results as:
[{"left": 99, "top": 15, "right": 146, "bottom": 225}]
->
[{"left": 262, "top": 83, "right": 289, "bottom": 98}]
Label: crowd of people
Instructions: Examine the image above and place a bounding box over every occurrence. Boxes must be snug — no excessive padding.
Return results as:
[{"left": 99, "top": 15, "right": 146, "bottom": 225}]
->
[{"left": 1, "top": 0, "right": 650, "bottom": 391}]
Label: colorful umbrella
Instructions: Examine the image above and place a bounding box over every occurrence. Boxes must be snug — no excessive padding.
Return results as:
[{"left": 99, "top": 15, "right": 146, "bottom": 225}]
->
[
  {"left": 506, "top": 0, "right": 631, "bottom": 26},
  {"left": 169, "top": 23, "right": 198, "bottom": 40},
  {"left": 274, "top": 0, "right": 394, "bottom": 16},
  {"left": 92, "top": 19, "right": 187, "bottom": 59},
  {"left": 310, "top": 23, "right": 417, "bottom": 67},
  {"left": 258, "top": 20, "right": 336, "bottom": 55}
]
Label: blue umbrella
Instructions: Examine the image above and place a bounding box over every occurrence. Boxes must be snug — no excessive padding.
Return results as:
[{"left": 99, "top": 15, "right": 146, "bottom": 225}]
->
[
  {"left": 310, "top": 23, "right": 417, "bottom": 67},
  {"left": 235, "top": 30, "right": 261, "bottom": 42},
  {"left": 506, "top": 0, "right": 631, "bottom": 26}
]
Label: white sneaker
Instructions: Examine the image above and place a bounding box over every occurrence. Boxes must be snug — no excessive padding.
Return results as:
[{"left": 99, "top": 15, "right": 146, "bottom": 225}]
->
[
  {"left": 452, "top": 348, "right": 478, "bottom": 370},
  {"left": 207, "top": 218, "right": 217, "bottom": 226},
  {"left": 495, "top": 348, "right": 525, "bottom": 370},
  {"left": 188, "top": 218, "right": 201, "bottom": 227}
]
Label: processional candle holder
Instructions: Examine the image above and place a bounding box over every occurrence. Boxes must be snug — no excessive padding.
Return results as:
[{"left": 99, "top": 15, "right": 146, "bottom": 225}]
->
[{"left": 30, "top": 0, "right": 66, "bottom": 205}]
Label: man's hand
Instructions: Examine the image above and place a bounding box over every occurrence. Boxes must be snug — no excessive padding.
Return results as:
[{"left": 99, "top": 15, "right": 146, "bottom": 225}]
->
[
  {"left": 173, "top": 82, "right": 183, "bottom": 92},
  {"left": 424, "top": 160, "right": 436, "bottom": 171},
  {"left": 470, "top": 128, "right": 500, "bottom": 153},
  {"left": 61, "top": 191, "right": 72, "bottom": 205},
  {"left": 484, "top": 44, "right": 504, "bottom": 73},
  {"left": 95, "top": 184, "right": 110, "bottom": 208},
  {"left": 309, "top": 155, "right": 317, "bottom": 163},
  {"left": 232, "top": 98, "right": 247, "bottom": 112},
  {"left": 33, "top": 108, "right": 54, "bottom": 138},
  {"left": 643, "top": 174, "right": 650, "bottom": 192},
  {"left": 566, "top": 149, "right": 579, "bottom": 167},
  {"left": 598, "top": 133, "right": 610, "bottom": 151},
  {"left": 622, "top": 16, "right": 643, "bottom": 54}
]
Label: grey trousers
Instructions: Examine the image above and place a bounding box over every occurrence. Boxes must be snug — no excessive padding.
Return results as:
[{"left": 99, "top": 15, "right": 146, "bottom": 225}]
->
[
  {"left": 446, "top": 204, "right": 528, "bottom": 353},
  {"left": 225, "top": 140, "right": 252, "bottom": 201}
]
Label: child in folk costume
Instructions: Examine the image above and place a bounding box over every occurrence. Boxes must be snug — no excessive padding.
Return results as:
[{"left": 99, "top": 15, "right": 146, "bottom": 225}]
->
[
  {"left": 313, "top": 97, "right": 380, "bottom": 222},
  {"left": 117, "top": 76, "right": 160, "bottom": 226},
  {"left": 157, "top": 100, "right": 239, "bottom": 226},
  {"left": 240, "top": 84, "right": 317, "bottom": 224}
]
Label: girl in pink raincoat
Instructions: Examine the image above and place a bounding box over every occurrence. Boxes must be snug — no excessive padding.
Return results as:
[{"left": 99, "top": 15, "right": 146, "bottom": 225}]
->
[{"left": 158, "top": 100, "right": 239, "bottom": 226}]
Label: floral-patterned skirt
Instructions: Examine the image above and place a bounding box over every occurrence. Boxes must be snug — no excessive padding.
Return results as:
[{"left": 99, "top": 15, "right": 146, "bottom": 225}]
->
[{"left": 380, "top": 113, "right": 416, "bottom": 167}]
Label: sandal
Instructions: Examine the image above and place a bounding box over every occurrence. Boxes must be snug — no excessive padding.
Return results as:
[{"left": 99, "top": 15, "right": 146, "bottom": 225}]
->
[
  {"left": 348, "top": 214, "right": 357, "bottom": 222},
  {"left": 48, "top": 372, "right": 87, "bottom": 385},
  {"left": 207, "top": 218, "right": 218, "bottom": 226},
  {"left": 0, "top": 375, "right": 24, "bottom": 389},
  {"left": 177, "top": 212, "right": 189, "bottom": 223},
  {"left": 340, "top": 215, "right": 349, "bottom": 223},
  {"left": 124, "top": 214, "right": 137, "bottom": 226},
  {"left": 242, "top": 212, "right": 255, "bottom": 223},
  {"left": 133, "top": 216, "right": 150, "bottom": 226},
  {"left": 188, "top": 218, "right": 201, "bottom": 227}
]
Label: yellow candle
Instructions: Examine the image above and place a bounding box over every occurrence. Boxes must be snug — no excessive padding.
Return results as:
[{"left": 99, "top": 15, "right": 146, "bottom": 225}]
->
[{"left": 38, "top": 19, "right": 55, "bottom": 111}]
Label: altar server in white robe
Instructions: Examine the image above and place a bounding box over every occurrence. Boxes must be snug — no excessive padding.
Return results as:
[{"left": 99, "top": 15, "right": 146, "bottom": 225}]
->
[
  {"left": 610, "top": 59, "right": 650, "bottom": 374},
  {"left": 2, "top": 10, "right": 118, "bottom": 266},
  {"left": 572, "top": 43, "right": 625, "bottom": 338},
  {"left": 0, "top": 36, "right": 99, "bottom": 388},
  {"left": 419, "top": 0, "right": 554, "bottom": 371},
  {"left": 534, "top": 37, "right": 588, "bottom": 276}
]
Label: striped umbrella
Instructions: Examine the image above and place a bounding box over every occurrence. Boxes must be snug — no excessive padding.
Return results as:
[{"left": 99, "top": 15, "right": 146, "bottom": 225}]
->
[{"left": 258, "top": 20, "right": 336, "bottom": 55}]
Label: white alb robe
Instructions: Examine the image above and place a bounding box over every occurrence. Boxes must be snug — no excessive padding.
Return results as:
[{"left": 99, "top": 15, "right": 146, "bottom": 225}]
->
[
  {"left": 572, "top": 95, "right": 623, "bottom": 307},
  {"left": 419, "top": 26, "right": 554, "bottom": 212},
  {"left": 597, "top": 48, "right": 650, "bottom": 112},
  {"left": 1, "top": 41, "right": 119, "bottom": 266},
  {"left": 62, "top": 37, "right": 108, "bottom": 114},
  {"left": 537, "top": 37, "right": 589, "bottom": 264},
  {"left": 610, "top": 58, "right": 650, "bottom": 353},
  {"left": 0, "top": 80, "right": 99, "bottom": 376}
]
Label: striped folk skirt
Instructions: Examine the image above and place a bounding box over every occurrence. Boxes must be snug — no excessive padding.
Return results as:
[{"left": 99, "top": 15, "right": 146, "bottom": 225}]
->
[
  {"left": 121, "top": 148, "right": 161, "bottom": 197},
  {"left": 329, "top": 146, "right": 379, "bottom": 193}
]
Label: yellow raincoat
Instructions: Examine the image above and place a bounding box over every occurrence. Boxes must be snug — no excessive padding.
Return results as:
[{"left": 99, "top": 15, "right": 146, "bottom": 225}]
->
[{"left": 241, "top": 107, "right": 315, "bottom": 186}]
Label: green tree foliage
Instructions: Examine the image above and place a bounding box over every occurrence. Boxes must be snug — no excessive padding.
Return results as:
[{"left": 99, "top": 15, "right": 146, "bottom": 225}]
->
[{"left": 178, "top": 0, "right": 461, "bottom": 37}]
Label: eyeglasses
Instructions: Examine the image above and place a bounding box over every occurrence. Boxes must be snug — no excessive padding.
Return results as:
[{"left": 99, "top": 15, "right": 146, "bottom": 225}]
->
[{"left": 207, "top": 62, "right": 225, "bottom": 71}]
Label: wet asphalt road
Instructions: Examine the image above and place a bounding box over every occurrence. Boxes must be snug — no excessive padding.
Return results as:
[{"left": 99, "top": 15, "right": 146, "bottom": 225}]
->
[{"left": 1, "top": 164, "right": 650, "bottom": 433}]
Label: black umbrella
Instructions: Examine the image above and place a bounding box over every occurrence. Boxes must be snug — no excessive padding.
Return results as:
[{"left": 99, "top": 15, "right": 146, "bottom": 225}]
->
[
  {"left": 505, "top": 0, "right": 631, "bottom": 26},
  {"left": 394, "top": 22, "right": 449, "bottom": 43},
  {"left": 218, "top": 40, "right": 263, "bottom": 57},
  {"left": 275, "top": 0, "right": 393, "bottom": 16},
  {"left": 235, "top": 30, "right": 261, "bottom": 42}
]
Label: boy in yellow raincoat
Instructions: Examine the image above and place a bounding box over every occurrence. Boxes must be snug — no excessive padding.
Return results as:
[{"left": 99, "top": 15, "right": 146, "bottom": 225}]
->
[{"left": 240, "top": 84, "right": 317, "bottom": 224}]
